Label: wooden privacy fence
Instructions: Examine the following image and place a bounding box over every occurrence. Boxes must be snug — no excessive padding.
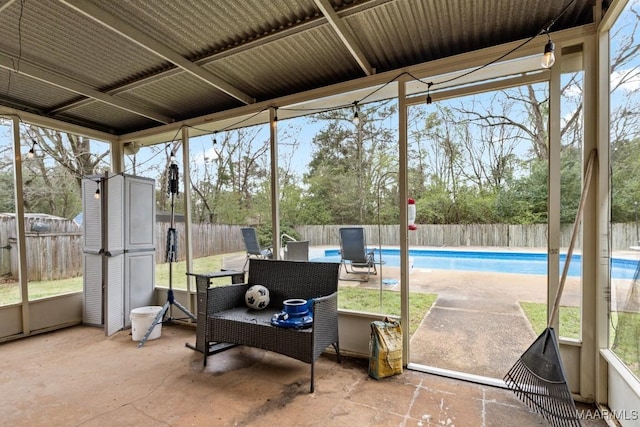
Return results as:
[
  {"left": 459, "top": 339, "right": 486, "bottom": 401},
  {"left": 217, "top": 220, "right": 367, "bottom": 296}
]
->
[
  {"left": 1, "top": 221, "right": 640, "bottom": 281},
  {"left": 1, "top": 214, "right": 83, "bottom": 281},
  {"left": 295, "top": 224, "right": 553, "bottom": 248},
  {"left": 294, "top": 223, "right": 640, "bottom": 250},
  {"left": 0, "top": 221, "right": 246, "bottom": 281},
  {"left": 155, "top": 223, "right": 245, "bottom": 263},
  {"left": 9, "top": 233, "right": 83, "bottom": 281}
]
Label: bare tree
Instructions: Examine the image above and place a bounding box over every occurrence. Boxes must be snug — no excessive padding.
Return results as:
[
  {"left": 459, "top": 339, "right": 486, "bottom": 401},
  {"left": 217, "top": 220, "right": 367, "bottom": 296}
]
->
[
  {"left": 187, "top": 127, "right": 270, "bottom": 224},
  {"left": 26, "top": 126, "right": 109, "bottom": 188},
  {"left": 16, "top": 125, "right": 110, "bottom": 216}
]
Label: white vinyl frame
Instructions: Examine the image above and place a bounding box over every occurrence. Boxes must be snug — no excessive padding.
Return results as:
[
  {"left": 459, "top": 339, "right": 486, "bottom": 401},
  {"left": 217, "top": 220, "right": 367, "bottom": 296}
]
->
[
  {"left": 597, "top": 1, "right": 640, "bottom": 424},
  {"left": 401, "top": 59, "right": 558, "bottom": 390}
]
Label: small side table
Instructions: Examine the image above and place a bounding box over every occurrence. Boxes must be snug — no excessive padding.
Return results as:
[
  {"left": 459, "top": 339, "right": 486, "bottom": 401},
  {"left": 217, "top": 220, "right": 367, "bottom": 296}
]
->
[{"left": 185, "top": 270, "right": 246, "bottom": 354}]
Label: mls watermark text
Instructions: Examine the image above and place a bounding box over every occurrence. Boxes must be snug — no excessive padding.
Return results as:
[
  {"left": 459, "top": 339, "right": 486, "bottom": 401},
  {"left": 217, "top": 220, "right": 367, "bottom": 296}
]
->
[{"left": 578, "top": 408, "right": 639, "bottom": 421}]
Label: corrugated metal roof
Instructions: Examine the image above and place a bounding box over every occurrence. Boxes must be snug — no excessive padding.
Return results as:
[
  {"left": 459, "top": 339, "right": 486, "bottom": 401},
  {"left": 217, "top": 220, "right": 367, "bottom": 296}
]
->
[
  {"left": 212, "top": 25, "right": 362, "bottom": 100},
  {"left": 0, "top": 0, "right": 608, "bottom": 138},
  {"left": 60, "top": 101, "right": 160, "bottom": 134},
  {"left": 0, "top": 68, "right": 78, "bottom": 111}
]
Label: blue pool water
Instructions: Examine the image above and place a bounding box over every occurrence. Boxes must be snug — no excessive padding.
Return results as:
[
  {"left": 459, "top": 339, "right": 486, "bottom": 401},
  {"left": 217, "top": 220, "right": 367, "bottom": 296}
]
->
[{"left": 312, "top": 248, "right": 639, "bottom": 279}]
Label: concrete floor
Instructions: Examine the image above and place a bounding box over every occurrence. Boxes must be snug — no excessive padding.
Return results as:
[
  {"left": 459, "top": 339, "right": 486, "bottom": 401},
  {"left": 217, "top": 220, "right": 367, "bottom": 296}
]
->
[{"left": 1, "top": 324, "right": 608, "bottom": 427}]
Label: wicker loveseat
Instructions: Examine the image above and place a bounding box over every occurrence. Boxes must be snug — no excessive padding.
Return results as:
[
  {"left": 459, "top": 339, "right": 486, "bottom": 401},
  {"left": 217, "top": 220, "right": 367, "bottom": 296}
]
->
[{"left": 197, "top": 258, "right": 341, "bottom": 392}]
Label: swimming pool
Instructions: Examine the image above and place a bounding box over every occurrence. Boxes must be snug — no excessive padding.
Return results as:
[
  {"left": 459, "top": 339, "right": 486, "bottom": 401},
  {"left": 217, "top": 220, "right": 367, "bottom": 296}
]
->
[{"left": 312, "top": 248, "right": 639, "bottom": 279}]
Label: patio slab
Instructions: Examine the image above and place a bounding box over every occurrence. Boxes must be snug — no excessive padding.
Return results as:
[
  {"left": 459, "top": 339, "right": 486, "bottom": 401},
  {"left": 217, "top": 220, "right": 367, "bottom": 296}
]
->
[{"left": 0, "top": 324, "right": 607, "bottom": 426}]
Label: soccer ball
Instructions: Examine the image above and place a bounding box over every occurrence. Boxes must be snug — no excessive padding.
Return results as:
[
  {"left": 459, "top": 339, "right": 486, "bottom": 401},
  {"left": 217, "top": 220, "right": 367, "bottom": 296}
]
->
[{"left": 245, "top": 285, "right": 270, "bottom": 310}]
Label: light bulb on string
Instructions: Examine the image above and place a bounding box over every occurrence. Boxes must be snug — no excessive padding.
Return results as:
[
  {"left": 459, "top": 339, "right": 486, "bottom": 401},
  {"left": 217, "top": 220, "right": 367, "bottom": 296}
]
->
[
  {"left": 94, "top": 181, "right": 101, "bottom": 200},
  {"left": 426, "top": 82, "right": 433, "bottom": 105},
  {"left": 210, "top": 132, "right": 219, "bottom": 160},
  {"left": 170, "top": 150, "right": 176, "bottom": 164},
  {"left": 352, "top": 102, "right": 360, "bottom": 126},
  {"left": 271, "top": 106, "right": 279, "bottom": 131},
  {"left": 541, "top": 33, "right": 555, "bottom": 68},
  {"left": 26, "top": 139, "right": 37, "bottom": 159}
]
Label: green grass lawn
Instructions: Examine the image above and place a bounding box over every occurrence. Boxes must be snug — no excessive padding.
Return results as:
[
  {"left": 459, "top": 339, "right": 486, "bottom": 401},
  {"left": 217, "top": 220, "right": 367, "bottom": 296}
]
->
[
  {"left": 610, "top": 311, "right": 640, "bottom": 378},
  {"left": 0, "top": 253, "right": 240, "bottom": 305},
  {"left": 155, "top": 253, "right": 238, "bottom": 287},
  {"left": 0, "top": 276, "right": 83, "bottom": 303},
  {"left": 0, "top": 253, "right": 437, "bottom": 338},
  {"left": 519, "top": 302, "right": 581, "bottom": 339},
  {"left": 338, "top": 286, "right": 436, "bottom": 335},
  {"left": 520, "top": 301, "right": 640, "bottom": 378}
]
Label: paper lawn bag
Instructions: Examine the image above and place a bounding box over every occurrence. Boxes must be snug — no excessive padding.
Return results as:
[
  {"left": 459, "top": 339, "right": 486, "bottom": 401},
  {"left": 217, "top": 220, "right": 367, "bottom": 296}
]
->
[{"left": 369, "top": 317, "right": 403, "bottom": 379}]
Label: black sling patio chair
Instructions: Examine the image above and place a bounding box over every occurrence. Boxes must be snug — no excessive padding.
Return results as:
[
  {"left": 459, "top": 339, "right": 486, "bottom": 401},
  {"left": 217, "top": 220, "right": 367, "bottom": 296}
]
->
[
  {"left": 241, "top": 227, "right": 273, "bottom": 271},
  {"left": 338, "top": 227, "right": 377, "bottom": 281}
]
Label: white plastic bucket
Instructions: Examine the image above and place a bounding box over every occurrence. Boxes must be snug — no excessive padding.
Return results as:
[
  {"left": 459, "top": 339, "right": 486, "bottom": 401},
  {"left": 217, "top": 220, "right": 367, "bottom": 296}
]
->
[{"left": 130, "top": 306, "right": 163, "bottom": 341}]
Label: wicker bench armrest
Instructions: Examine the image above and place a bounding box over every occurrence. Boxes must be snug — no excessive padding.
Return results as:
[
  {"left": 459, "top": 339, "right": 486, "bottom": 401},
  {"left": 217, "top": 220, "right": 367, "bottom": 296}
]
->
[
  {"left": 310, "top": 291, "right": 339, "bottom": 363},
  {"left": 311, "top": 291, "right": 338, "bottom": 321}
]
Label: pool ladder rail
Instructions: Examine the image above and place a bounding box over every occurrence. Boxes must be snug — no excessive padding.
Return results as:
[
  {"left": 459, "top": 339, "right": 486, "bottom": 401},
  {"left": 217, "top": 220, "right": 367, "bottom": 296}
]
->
[
  {"left": 281, "top": 233, "right": 297, "bottom": 259},
  {"left": 280, "top": 233, "right": 311, "bottom": 261},
  {"left": 281, "top": 233, "right": 297, "bottom": 246}
]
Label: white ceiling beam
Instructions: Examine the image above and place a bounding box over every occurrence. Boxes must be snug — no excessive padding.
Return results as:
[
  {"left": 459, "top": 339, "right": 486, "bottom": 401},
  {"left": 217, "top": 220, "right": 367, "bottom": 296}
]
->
[
  {"left": 0, "top": 106, "right": 117, "bottom": 142},
  {"left": 314, "top": 0, "right": 375, "bottom": 76},
  {"left": 60, "top": 0, "right": 255, "bottom": 105},
  {"left": 0, "top": 51, "right": 173, "bottom": 124}
]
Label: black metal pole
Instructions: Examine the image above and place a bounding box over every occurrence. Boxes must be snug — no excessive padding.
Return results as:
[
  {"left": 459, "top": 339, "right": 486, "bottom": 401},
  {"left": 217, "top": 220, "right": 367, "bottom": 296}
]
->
[
  {"left": 137, "top": 161, "right": 195, "bottom": 348},
  {"left": 168, "top": 163, "right": 179, "bottom": 318}
]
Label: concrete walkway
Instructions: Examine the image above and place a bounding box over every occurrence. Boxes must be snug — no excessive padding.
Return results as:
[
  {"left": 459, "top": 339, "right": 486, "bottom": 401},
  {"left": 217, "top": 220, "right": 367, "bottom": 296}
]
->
[
  {"left": 347, "top": 265, "right": 569, "bottom": 379},
  {"left": 406, "top": 269, "right": 552, "bottom": 379}
]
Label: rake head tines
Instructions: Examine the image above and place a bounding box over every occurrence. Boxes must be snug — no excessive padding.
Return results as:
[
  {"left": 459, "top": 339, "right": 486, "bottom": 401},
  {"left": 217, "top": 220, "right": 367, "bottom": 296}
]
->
[{"left": 504, "top": 328, "right": 581, "bottom": 427}]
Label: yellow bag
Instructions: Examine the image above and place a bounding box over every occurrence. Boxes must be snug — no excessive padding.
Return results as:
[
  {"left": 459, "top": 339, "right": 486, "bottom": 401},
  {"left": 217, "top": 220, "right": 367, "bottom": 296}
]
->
[{"left": 368, "top": 317, "right": 403, "bottom": 379}]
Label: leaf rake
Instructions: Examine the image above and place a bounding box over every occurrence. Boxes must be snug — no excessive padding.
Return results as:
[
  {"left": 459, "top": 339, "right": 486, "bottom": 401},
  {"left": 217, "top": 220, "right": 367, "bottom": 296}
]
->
[{"left": 504, "top": 149, "right": 597, "bottom": 426}]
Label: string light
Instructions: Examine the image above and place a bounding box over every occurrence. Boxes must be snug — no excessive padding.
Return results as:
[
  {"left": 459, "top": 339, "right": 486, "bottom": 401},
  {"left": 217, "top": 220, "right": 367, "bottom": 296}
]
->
[
  {"left": 26, "top": 139, "right": 37, "bottom": 159},
  {"left": 210, "top": 132, "right": 219, "bottom": 160},
  {"left": 36, "top": 0, "right": 570, "bottom": 183},
  {"left": 170, "top": 150, "right": 176, "bottom": 163},
  {"left": 352, "top": 102, "right": 360, "bottom": 126},
  {"left": 10, "top": 0, "right": 572, "bottom": 171},
  {"left": 541, "top": 33, "right": 555, "bottom": 68},
  {"left": 271, "top": 106, "right": 278, "bottom": 131},
  {"left": 94, "top": 181, "right": 101, "bottom": 200},
  {"left": 190, "top": 2, "right": 564, "bottom": 146}
]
